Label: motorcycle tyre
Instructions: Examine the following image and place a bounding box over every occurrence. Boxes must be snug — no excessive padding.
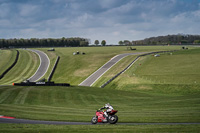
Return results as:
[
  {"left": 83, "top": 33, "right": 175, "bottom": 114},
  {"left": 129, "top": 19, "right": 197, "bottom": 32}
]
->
[
  {"left": 91, "top": 116, "right": 98, "bottom": 124},
  {"left": 108, "top": 115, "right": 118, "bottom": 124}
]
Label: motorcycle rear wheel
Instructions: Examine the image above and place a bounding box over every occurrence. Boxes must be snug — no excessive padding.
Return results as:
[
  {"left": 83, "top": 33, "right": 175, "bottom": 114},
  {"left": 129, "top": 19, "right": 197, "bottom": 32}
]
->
[
  {"left": 108, "top": 115, "right": 118, "bottom": 124},
  {"left": 91, "top": 116, "right": 98, "bottom": 124}
]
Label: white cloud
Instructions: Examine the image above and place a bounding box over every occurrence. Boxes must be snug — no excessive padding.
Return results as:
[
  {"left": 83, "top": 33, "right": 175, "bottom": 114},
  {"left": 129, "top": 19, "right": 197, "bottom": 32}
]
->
[{"left": 0, "top": 0, "right": 200, "bottom": 44}]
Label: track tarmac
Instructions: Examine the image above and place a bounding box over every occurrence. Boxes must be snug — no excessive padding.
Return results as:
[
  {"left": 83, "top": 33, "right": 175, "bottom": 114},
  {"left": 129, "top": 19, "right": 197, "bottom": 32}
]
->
[{"left": 0, "top": 118, "right": 199, "bottom": 125}]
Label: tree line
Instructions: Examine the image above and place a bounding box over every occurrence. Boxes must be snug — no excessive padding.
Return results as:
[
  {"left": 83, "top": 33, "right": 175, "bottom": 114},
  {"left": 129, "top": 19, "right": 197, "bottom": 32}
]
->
[
  {"left": 0, "top": 37, "right": 90, "bottom": 48},
  {"left": 118, "top": 34, "right": 200, "bottom": 45},
  {"left": 94, "top": 40, "right": 106, "bottom": 46}
]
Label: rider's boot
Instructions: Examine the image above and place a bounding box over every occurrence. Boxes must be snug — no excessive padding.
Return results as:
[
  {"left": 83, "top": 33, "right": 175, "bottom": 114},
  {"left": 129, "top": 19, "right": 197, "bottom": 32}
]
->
[
  {"left": 103, "top": 114, "right": 108, "bottom": 122},
  {"left": 102, "top": 118, "right": 107, "bottom": 122}
]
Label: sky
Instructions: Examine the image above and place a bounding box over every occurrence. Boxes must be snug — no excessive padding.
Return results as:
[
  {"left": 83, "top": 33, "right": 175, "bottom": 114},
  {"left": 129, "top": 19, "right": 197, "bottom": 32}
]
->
[{"left": 0, "top": 0, "right": 200, "bottom": 44}]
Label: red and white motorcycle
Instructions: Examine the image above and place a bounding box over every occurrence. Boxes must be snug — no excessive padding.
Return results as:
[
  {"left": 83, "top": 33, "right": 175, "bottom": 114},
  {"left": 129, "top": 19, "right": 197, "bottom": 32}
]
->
[{"left": 91, "top": 110, "right": 118, "bottom": 124}]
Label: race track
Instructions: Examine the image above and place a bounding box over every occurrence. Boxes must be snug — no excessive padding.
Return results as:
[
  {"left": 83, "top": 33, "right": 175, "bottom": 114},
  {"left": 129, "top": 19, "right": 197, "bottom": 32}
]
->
[
  {"left": 0, "top": 118, "right": 199, "bottom": 125},
  {"left": 79, "top": 52, "right": 148, "bottom": 86},
  {"left": 27, "top": 49, "right": 50, "bottom": 82}
]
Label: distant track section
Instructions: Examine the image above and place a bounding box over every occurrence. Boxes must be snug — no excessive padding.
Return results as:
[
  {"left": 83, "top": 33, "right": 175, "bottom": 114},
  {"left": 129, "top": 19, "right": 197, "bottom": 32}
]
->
[
  {"left": 27, "top": 49, "right": 50, "bottom": 82},
  {"left": 79, "top": 52, "right": 148, "bottom": 87},
  {"left": 100, "top": 50, "right": 178, "bottom": 88}
]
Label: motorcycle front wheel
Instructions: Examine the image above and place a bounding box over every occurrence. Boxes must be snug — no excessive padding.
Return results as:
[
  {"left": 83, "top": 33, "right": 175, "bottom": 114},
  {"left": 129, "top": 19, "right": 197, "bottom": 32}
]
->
[
  {"left": 108, "top": 115, "right": 118, "bottom": 124},
  {"left": 91, "top": 116, "right": 98, "bottom": 124}
]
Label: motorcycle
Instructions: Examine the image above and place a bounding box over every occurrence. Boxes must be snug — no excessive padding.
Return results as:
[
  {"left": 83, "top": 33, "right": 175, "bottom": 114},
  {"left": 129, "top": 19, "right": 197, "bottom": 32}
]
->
[{"left": 91, "top": 110, "right": 118, "bottom": 124}]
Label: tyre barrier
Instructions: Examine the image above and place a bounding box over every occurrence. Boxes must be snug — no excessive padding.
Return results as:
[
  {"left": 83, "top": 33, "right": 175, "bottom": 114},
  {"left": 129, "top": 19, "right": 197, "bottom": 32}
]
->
[
  {"left": 48, "top": 56, "right": 60, "bottom": 82},
  {"left": 0, "top": 50, "right": 19, "bottom": 79},
  {"left": 100, "top": 50, "right": 178, "bottom": 88},
  {"left": 13, "top": 81, "right": 70, "bottom": 87}
]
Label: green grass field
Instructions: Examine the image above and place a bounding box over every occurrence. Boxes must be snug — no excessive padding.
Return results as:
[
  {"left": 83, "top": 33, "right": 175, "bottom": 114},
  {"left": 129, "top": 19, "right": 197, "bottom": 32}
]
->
[
  {"left": 0, "top": 49, "right": 17, "bottom": 76},
  {"left": 103, "top": 48, "right": 200, "bottom": 91},
  {"left": 0, "top": 49, "right": 39, "bottom": 85},
  {"left": 1, "top": 124, "right": 200, "bottom": 133},
  {"left": 0, "top": 85, "right": 200, "bottom": 132},
  {"left": 0, "top": 46, "right": 200, "bottom": 132},
  {"left": 37, "top": 46, "right": 183, "bottom": 85}
]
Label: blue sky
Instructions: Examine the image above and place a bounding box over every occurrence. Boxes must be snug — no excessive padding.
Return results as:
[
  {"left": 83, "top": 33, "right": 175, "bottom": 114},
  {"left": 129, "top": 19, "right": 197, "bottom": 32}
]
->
[{"left": 0, "top": 0, "right": 200, "bottom": 44}]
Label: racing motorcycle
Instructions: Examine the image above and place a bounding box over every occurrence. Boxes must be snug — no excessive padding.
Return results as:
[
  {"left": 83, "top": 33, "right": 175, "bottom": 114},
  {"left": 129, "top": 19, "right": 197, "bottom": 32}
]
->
[{"left": 91, "top": 110, "right": 118, "bottom": 124}]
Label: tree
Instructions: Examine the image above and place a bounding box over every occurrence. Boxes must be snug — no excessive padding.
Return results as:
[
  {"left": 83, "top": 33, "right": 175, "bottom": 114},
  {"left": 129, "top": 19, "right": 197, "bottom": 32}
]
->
[
  {"left": 194, "top": 40, "right": 200, "bottom": 44},
  {"left": 124, "top": 40, "right": 131, "bottom": 46},
  {"left": 80, "top": 41, "right": 89, "bottom": 46},
  {"left": 94, "top": 40, "right": 99, "bottom": 46},
  {"left": 118, "top": 41, "right": 123, "bottom": 45},
  {"left": 0, "top": 37, "right": 91, "bottom": 48},
  {"left": 101, "top": 40, "right": 106, "bottom": 46}
]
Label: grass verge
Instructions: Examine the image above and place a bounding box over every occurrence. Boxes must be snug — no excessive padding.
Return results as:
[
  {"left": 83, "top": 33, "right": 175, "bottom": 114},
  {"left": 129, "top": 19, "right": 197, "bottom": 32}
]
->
[
  {"left": 0, "top": 49, "right": 39, "bottom": 85},
  {"left": 0, "top": 50, "right": 17, "bottom": 76},
  {"left": 35, "top": 46, "right": 183, "bottom": 85},
  {"left": 0, "top": 85, "right": 199, "bottom": 123},
  {"left": 0, "top": 124, "right": 200, "bottom": 133},
  {"left": 103, "top": 48, "right": 200, "bottom": 90}
]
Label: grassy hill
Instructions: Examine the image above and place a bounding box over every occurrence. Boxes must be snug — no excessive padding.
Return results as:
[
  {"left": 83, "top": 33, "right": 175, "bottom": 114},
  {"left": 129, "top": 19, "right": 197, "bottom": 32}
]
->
[
  {"left": 0, "top": 49, "right": 17, "bottom": 76},
  {"left": 0, "top": 46, "right": 200, "bottom": 132},
  {"left": 0, "top": 85, "right": 199, "bottom": 123},
  {"left": 0, "top": 49, "right": 39, "bottom": 85},
  {"left": 0, "top": 85, "right": 199, "bottom": 132},
  {"left": 102, "top": 48, "right": 200, "bottom": 91},
  {"left": 37, "top": 46, "right": 182, "bottom": 85}
]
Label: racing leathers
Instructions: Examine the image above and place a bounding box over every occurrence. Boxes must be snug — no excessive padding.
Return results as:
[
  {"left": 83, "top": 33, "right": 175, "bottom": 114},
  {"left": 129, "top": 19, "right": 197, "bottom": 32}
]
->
[{"left": 99, "top": 104, "right": 114, "bottom": 118}]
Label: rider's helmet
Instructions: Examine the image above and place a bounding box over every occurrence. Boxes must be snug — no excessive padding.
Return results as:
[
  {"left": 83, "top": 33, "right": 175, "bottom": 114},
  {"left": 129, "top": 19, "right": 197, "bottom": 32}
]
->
[{"left": 105, "top": 103, "right": 110, "bottom": 107}]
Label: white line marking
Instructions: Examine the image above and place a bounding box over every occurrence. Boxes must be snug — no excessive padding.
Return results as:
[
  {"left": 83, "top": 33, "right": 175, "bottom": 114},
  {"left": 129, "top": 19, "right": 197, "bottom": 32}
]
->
[
  {"left": 79, "top": 55, "right": 119, "bottom": 86},
  {"left": 27, "top": 50, "right": 41, "bottom": 81},
  {"left": 37, "top": 50, "right": 50, "bottom": 81},
  {"left": 27, "top": 49, "right": 50, "bottom": 82},
  {"left": 122, "top": 57, "right": 140, "bottom": 74},
  {"left": 89, "top": 55, "right": 128, "bottom": 87},
  {"left": 79, "top": 52, "right": 147, "bottom": 87}
]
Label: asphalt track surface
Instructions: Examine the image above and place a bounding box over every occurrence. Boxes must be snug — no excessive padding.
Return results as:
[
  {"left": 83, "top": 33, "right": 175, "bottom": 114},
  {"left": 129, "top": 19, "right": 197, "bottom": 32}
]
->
[
  {"left": 0, "top": 118, "right": 200, "bottom": 125},
  {"left": 27, "top": 49, "right": 50, "bottom": 82},
  {"left": 79, "top": 52, "right": 148, "bottom": 86}
]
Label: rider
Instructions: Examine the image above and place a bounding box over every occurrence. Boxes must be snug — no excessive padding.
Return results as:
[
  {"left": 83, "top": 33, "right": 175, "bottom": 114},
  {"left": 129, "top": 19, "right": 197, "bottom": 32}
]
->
[{"left": 99, "top": 103, "right": 114, "bottom": 118}]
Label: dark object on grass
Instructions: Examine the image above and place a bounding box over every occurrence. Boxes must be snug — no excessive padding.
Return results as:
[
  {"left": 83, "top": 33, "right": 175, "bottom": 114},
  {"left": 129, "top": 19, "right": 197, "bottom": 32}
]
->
[
  {"left": 127, "top": 47, "right": 136, "bottom": 50},
  {"left": 48, "top": 48, "right": 55, "bottom": 51},
  {"left": 13, "top": 81, "right": 70, "bottom": 86},
  {"left": 182, "top": 47, "right": 189, "bottom": 50},
  {"left": 48, "top": 56, "right": 60, "bottom": 82}
]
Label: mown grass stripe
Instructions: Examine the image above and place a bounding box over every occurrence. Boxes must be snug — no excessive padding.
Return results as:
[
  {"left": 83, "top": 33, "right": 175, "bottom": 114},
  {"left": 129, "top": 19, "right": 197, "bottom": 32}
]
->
[
  {"left": 13, "top": 88, "right": 31, "bottom": 104},
  {"left": 0, "top": 50, "right": 28, "bottom": 84},
  {"left": 4, "top": 50, "right": 32, "bottom": 83},
  {"left": 0, "top": 104, "right": 91, "bottom": 112},
  {"left": 0, "top": 50, "right": 14, "bottom": 75},
  {"left": 0, "top": 49, "right": 40, "bottom": 85},
  {"left": 0, "top": 104, "right": 91, "bottom": 116},
  {"left": 14, "top": 50, "right": 33, "bottom": 79},
  {"left": 0, "top": 88, "right": 18, "bottom": 103},
  {"left": 24, "top": 51, "right": 39, "bottom": 79},
  {"left": 0, "top": 50, "right": 18, "bottom": 80}
]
